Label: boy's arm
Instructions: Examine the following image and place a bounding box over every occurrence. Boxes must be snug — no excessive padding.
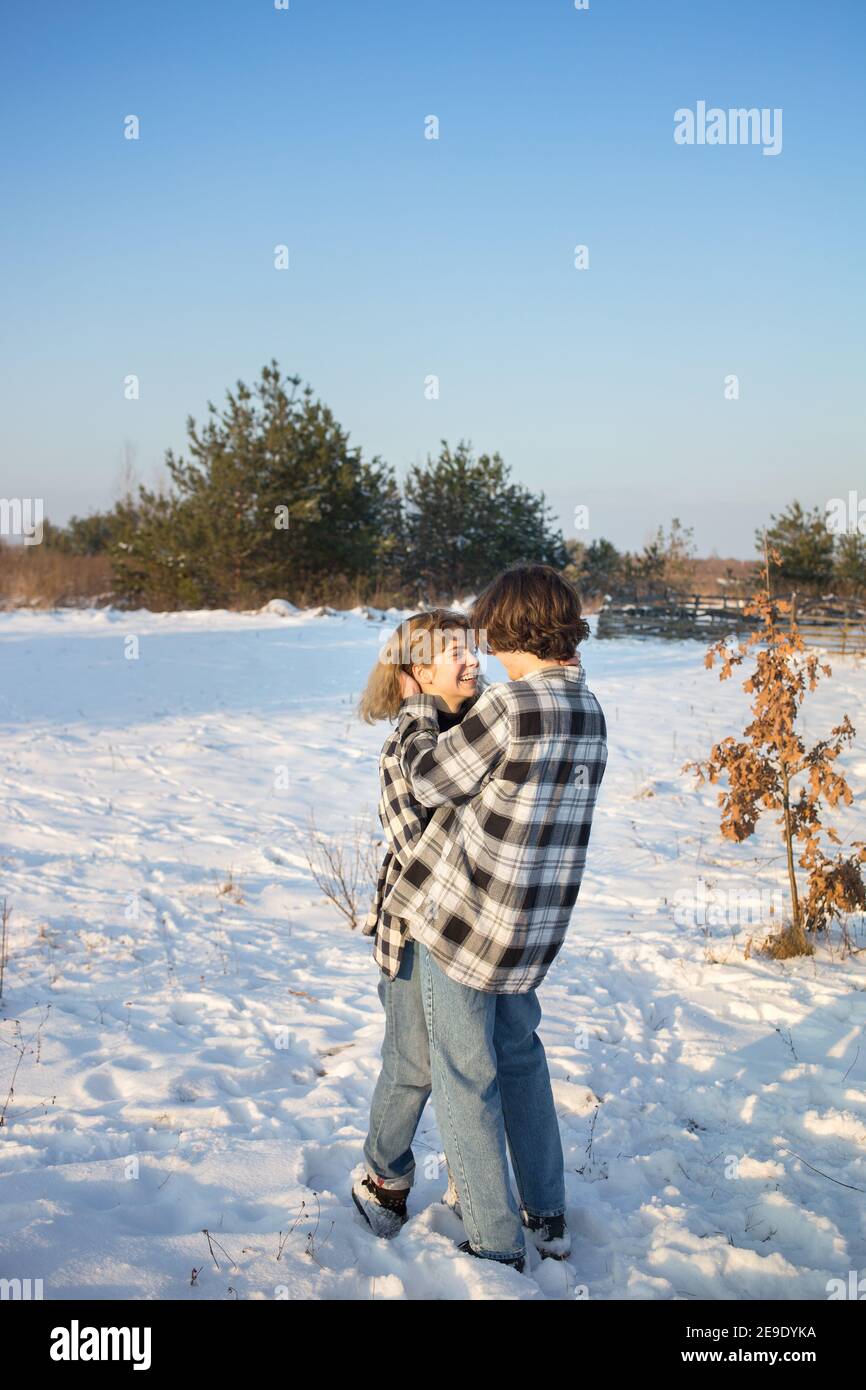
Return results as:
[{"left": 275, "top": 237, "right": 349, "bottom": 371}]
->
[{"left": 396, "top": 688, "right": 510, "bottom": 808}]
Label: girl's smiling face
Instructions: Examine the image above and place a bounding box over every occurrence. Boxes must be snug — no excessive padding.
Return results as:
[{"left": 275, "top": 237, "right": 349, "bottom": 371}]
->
[{"left": 411, "top": 626, "right": 480, "bottom": 711}]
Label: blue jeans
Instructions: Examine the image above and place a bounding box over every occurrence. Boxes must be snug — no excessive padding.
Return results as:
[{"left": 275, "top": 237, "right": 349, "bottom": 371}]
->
[
  {"left": 416, "top": 941, "right": 565, "bottom": 1262},
  {"left": 363, "top": 936, "right": 566, "bottom": 1261},
  {"left": 363, "top": 936, "right": 433, "bottom": 1188}
]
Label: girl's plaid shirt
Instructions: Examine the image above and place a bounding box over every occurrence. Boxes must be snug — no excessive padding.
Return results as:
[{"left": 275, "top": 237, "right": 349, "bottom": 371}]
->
[
  {"left": 361, "top": 696, "right": 481, "bottom": 980},
  {"left": 371, "top": 664, "right": 608, "bottom": 994}
]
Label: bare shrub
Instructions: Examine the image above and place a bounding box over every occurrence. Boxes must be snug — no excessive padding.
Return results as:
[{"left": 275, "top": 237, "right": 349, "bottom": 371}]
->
[{"left": 303, "top": 809, "right": 382, "bottom": 930}]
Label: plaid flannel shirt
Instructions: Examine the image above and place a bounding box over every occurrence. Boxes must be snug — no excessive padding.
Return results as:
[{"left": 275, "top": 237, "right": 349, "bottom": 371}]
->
[
  {"left": 361, "top": 690, "right": 484, "bottom": 979},
  {"left": 379, "top": 663, "right": 608, "bottom": 994}
]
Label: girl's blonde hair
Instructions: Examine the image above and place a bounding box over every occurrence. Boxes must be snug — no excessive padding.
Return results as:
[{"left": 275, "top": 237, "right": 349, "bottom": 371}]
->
[{"left": 356, "top": 608, "right": 480, "bottom": 724}]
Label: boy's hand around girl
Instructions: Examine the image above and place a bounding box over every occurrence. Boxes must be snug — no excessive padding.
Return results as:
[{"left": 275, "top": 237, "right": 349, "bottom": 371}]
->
[{"left": 398, "top": 670, "right": 423, "bottom": 698}]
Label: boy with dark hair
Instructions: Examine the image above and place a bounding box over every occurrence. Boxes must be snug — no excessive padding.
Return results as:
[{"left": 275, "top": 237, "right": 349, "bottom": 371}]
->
[{"left": 384, "top": 563, "right": 608, "bottom": 1270}]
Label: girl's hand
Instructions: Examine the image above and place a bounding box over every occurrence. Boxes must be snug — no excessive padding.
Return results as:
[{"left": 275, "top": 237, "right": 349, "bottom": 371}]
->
[{"left": 399, "top": 670, "right": 422, "bottom": 698}]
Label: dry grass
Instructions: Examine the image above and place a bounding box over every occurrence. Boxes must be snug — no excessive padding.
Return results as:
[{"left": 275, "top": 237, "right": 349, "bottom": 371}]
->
[
  {"left": 0, "top": 545, "right": 428, "bottom": 613},
  {"left": 285, "top": 574, "right": 453, "bottom": 611},
  {"left": 691, "top": 555, "right": 760, "bottom": 596},
  {"left": 216, "top": 870, "right": 245, "bottom": 905},
  {"left": 760, "top": 920, "right": 816, "bottom": 959},
  {"left": 0, "top": 543, "right": 764, "bottom": 614},
  {"left": 0, "top": 545, "right": 113, "bottom": 609}
]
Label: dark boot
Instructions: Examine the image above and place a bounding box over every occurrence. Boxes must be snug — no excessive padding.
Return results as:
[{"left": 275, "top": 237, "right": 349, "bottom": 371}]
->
[
  {"left": 521, "top": 1208, "right": 571, "bottom": 1259},
  {"left": 351, "top": 1172, "right": 409, "bottom": 1239}
]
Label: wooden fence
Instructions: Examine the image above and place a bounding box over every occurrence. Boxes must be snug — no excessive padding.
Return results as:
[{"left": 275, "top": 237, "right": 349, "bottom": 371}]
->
[{"left": 595, "top": 592, "right": 866, "bottom": 654}]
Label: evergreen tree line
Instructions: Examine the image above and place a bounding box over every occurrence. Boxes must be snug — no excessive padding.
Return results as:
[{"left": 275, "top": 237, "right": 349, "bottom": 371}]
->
[
  {"left": 571, "top": 502, "right": 866, "bottom": 602},
  {"left": 41, "top": 362, "right": 866, "bottom": 609},
  {"left": 43, "top": 362, "right": 567, "bottom": 609}
]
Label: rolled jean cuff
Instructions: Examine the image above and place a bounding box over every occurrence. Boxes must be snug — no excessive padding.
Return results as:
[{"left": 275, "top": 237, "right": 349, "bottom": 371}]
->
[
  {"left": 367, "top": 1168, "right": 413, "bottom": 1192},
  {"left": 468, "top": 1243, "right": 527, "bottom": 1263}
]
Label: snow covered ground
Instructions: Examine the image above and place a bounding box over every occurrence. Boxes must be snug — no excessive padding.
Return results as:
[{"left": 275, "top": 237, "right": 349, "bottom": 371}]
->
[{"left": 1, "top": 602, "right": 865, "bottom": 1301}]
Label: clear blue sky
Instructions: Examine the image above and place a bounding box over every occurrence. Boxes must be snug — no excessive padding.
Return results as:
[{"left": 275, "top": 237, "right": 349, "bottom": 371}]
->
[{"left": 2, "top": 0, "right": 863, "bottom": 558}]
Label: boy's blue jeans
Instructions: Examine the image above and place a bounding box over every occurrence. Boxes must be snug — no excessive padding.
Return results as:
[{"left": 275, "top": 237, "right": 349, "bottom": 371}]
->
[{"left": 363, "top": 935, "right": 566, "bottom": 1262}]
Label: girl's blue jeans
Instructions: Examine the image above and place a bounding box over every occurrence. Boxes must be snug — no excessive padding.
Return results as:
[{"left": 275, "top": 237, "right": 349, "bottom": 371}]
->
[{"left": 363, "top": 935, "right": 566, "bottom": 1262}]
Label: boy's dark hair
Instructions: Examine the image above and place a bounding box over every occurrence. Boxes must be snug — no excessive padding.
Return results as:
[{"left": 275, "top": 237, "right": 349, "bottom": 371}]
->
[{"left": 469, "top": 563, "right": 590, "bottom": 660}]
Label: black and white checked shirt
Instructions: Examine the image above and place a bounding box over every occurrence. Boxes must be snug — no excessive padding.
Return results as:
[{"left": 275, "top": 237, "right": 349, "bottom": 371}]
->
[
  {"left": 361, "top": 691, "right": 484, "bottom": 980},
  {"left": 377, "top": 663, "right": 608, "bottom": 994}
]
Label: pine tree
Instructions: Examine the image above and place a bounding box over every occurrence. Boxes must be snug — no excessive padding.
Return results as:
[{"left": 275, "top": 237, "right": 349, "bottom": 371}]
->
[
  {"left": 757, "top": 500, "right": 835, "bottom": 594},
  {"left": 110, "top": 362, "right": 400, "bottom": 607},
  {"left": 833, "top": 530, "right": 866, "bottom": 597},
  {"left": 402, "top": 440, "right": 567, "bottom": 600},
  {"left": 567, "top": 538, "right": 623, "bottom": 599}
]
